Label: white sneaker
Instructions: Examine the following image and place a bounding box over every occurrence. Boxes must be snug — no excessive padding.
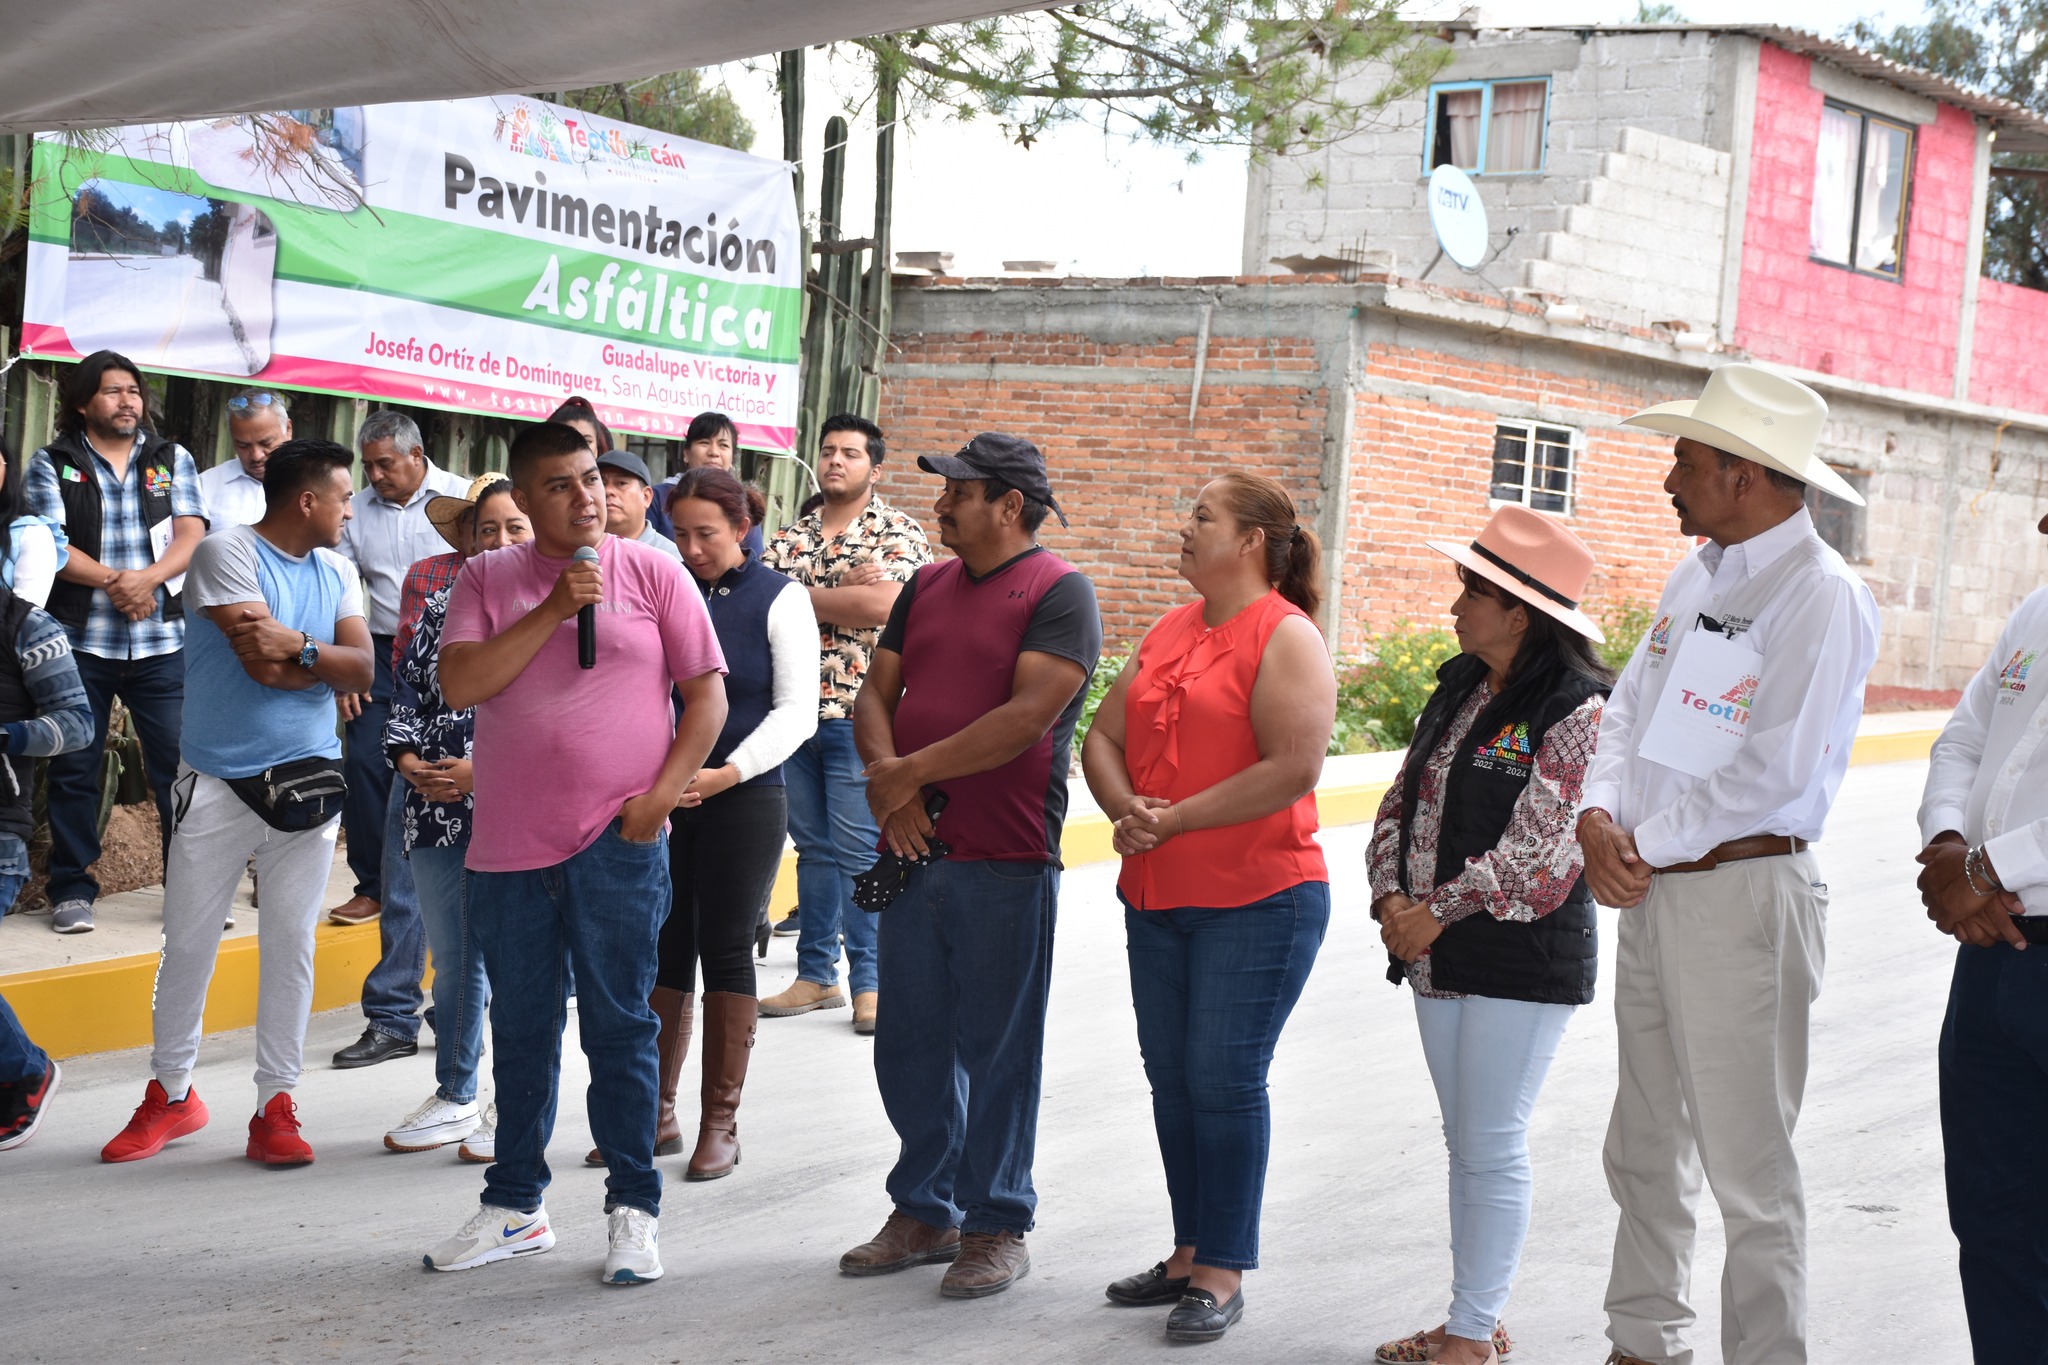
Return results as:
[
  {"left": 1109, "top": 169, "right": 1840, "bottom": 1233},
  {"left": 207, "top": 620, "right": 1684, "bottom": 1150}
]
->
[
  {"left": 602, "top": 1207, "right": 663, "bottom": 1285},
  {"left": 384, "top": 1093, "right": 481, "bottom": 1152},
  {"left": 423, "top": 1202, "right": 554, "bottom": 1272},
  {"left": 457, "top": 1101, "right": 496, "bottom": 1163}
]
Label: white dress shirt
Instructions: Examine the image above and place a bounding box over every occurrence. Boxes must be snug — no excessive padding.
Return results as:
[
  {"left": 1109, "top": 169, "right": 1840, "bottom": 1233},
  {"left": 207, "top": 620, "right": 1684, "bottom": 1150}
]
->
[
  {"left": 1919, "top": 585, "right": 2048, "bottom": 915},
  {"left": 195, "top": 460, "right": 268, "bottom": 531},
  {"left": 338, "top": 462, "right": 471, "bottom": 635},
  {"left": 1581, "top": 507, "right": 1881, "bottom": 868}
]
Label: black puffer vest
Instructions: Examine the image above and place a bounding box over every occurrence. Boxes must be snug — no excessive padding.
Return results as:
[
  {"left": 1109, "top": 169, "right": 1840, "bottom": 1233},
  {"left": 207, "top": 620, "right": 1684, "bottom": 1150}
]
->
[
  {"left": 0, "top": 586, "right": 40, "bottom": 840},
  {"left": 38, "top": 430, "right": 185, "bottom": 632},
  {"left": 1388, "top": 653, "right": 1606, "bottom": 1006}
]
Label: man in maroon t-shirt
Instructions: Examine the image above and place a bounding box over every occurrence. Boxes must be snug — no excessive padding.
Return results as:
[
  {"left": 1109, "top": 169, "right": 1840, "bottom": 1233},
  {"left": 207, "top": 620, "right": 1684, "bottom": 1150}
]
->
[{"left": 840, "top": 433, "right": 1101, "bottom": 1300}]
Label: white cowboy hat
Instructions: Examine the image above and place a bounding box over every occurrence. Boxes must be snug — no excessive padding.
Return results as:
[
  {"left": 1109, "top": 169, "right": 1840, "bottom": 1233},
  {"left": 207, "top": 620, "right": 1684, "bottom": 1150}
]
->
[{"left": 1621, "top": 363, "right": 1865, "bottom": 507}]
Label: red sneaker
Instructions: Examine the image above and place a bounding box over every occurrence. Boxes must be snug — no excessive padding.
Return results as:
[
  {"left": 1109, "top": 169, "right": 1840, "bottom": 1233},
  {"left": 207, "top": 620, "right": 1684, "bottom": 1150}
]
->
[
  {"left": 101, "top": 1080, "right": 210, "bottom": 1163},
  {"left": 247, "top": 1092, "right": 314, "bottom": 1166}
]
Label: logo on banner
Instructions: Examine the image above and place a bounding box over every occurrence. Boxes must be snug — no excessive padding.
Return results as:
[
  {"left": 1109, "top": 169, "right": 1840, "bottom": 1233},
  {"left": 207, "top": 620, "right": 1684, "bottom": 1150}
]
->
[
  {"left": 1999, "top": 649, "right": 2035, "bottom": 695},
  {"left": 1646, "top": 615, "right": 1673, "bottom": 657},
  {"left": 1472, "top": 721, "right": 1535, "bottom": 773}
]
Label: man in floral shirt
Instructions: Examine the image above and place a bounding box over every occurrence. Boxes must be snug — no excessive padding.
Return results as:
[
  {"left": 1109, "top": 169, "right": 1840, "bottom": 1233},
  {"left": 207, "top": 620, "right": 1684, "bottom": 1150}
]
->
[{"left": 759, "top": 414, "right": 930, "bottom": 1034}]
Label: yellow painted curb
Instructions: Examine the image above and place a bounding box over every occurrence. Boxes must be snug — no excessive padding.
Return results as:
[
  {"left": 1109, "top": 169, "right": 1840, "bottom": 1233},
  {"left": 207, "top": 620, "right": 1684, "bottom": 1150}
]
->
[{"left": 0, "top": 727, "right": 1946, "bottom": 1061}]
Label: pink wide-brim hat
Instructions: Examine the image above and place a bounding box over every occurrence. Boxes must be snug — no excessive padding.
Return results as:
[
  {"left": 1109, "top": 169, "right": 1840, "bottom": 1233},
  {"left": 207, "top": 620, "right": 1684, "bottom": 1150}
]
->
[{"left": 1426, "top": 504, "right": 1604, "bottom": 643}]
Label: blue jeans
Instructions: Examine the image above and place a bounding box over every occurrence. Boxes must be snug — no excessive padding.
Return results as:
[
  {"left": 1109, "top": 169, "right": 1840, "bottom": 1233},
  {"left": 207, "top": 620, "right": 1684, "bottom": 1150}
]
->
[
  {"left": 359, "top": 777, "right": 426, "bottom": 1041},
  {"left": 1124, "top": 882, "right": 1329, "bottom": 1270},
  {"left": 875, "top": 858, "right": 1058, "bottom": 1236},
  {"left": 413, "top": 843, "right": 487, "bottom": 1104},
  {"left": 786, "top": 719, "right": 880, "bottom": 994},
  {"left": 45, "top": 649, "right": 183, "bottom": 905},
  {"left": 469, "top": 822, "right": 669, "bottom": 1217},
  {"left": 1414, "top": 991, "right": 1574, "bottom": 1341},
  {"left": 341, "top": 637, "right": 396, "bottom": 900},
  {"left": 0, "top": 860, "right": 43, "bottom": 1083},
  {"left": 1941, "top": 940, "right": 2048, "bottom": 1363}
]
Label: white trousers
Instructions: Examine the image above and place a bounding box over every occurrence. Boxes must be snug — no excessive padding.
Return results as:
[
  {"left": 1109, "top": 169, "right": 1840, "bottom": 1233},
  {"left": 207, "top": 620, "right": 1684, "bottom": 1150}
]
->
[
  {"left": 150, "top": 769, "right": 339, "bottom": 1100},
  {"left": 1603, "top": 851, "right": 1828, "bottom": 1365}
]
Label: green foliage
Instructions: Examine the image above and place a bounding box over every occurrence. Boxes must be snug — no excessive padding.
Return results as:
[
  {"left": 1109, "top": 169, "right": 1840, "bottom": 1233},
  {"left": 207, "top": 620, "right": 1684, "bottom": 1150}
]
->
[
  {"left": 855, "top": 1, "right": 1451, "bottom": 157},
  {"left": 1630, "top": 2, "right": 1689, "bottom": 19},
  {"left": 1072, "top": 649, "right": 1131, "bottom": 757},
  {"left": 1594, "top": 597, "right": 1657, "bottom": 675},
  {"left": 1849, "top": 1, "right": 2048, "bottom": 289},
  {"left": 1333, "top": 622, "right": 1462, "bottom": 753},
  {"left": 557, "top": 70, "right": 757, "bottom": 153}
]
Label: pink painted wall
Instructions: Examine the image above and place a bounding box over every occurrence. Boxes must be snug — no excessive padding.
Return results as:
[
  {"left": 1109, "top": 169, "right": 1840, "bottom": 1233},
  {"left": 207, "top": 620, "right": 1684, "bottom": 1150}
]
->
[
  {"left": 1969, "top": 278, "right": 2048, "bottom": 411},
  {"left": 1735, "top": 43, "right": 1976, "bottom": 395}
]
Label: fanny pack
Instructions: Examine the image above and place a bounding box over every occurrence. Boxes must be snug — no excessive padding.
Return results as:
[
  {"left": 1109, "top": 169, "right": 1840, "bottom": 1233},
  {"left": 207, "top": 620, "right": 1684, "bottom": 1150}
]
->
[{"left": 224, "top": 755, "right": 348, "bottom": 833}]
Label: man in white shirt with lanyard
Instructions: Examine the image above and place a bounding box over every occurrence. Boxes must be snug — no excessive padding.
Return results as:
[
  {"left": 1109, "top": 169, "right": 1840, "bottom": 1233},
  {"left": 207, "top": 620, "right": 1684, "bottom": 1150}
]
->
[
  {"left": 1577, "top": 364, "right": 1879, "bottom": 1365},
  {"left": 1916, "top": 510, "right": 2048, "bottom": 1365}
]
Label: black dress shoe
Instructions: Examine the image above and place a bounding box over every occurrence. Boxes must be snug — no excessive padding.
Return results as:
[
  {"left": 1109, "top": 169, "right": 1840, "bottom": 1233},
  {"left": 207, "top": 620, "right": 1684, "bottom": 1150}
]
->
[
  {"left": 331, "top": 1028, "right": 418, "bottom": 1069},
  {"left": 1106, "top": 1261, "right": 1191, "bottom": 1306},
  {"left": 1165, "top": 1288, "right": 1245, "bottom": 1343}
]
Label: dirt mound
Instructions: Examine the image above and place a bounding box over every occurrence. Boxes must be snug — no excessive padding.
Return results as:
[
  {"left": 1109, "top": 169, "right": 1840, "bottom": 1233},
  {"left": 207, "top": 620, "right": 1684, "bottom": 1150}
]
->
[{"left": 18, "top": 803, "right": 166, "bottom": 910}]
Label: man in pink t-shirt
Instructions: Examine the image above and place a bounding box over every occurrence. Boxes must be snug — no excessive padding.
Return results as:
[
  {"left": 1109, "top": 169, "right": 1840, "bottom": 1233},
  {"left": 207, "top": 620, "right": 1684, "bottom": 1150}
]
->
[{"left": 422, "top": 422, "right": 726, "bottom": 1288}]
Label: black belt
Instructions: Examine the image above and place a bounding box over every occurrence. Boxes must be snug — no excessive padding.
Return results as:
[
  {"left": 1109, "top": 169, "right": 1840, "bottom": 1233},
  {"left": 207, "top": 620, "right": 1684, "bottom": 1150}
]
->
[{"left": 2016, "top": 917, "right": 2048, "bottom": 946}]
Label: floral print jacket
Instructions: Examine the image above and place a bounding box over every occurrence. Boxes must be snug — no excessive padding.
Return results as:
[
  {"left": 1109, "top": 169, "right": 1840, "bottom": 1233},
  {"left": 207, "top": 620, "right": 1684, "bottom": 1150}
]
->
[{"left": 1366, "top": 683, "right": 1603, "bottom": 998}]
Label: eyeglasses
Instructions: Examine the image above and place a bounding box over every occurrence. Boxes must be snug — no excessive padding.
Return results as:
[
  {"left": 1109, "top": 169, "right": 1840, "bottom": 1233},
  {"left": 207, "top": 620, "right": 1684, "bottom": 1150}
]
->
[{"left": 226, "top": 392, "right": 284, "bottom": 413}]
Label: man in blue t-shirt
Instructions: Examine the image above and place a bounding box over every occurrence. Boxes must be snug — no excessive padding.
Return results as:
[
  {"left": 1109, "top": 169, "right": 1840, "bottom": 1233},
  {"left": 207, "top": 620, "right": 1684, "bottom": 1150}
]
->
[{"left": 100, "top": 440, "right": 375, "bottom": 1169}]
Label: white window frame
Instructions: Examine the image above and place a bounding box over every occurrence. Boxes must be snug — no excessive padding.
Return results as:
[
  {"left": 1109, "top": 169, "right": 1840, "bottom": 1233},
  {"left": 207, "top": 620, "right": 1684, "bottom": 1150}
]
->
[{"left": 1488, "top": 420, "right": 1580, "bottom": 516}]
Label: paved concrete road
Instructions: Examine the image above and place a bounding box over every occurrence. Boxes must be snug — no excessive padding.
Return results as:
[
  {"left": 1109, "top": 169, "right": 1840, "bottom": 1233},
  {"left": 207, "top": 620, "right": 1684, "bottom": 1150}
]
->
[{"left": 6, "top": 760, "right": 1967, "bottom": 1364}]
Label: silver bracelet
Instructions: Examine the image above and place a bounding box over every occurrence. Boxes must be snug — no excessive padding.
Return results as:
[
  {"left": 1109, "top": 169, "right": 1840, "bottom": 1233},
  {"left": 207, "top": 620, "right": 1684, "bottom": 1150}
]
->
[{"left": 1963, "top": 845, "right": 2001, "bottom": 898}]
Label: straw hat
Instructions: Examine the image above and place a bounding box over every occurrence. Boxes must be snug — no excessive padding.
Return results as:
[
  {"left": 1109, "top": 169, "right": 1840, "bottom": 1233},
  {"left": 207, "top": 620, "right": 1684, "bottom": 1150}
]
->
[
  {"left": 1620, "top": 363, "right": 1864, "bottom": 506},
  {"left": 1427, "top": 504, "right": 1605, "bottom": 643},
  {"left": 425, "top": 472, "right": 510, "bottom": 551}
]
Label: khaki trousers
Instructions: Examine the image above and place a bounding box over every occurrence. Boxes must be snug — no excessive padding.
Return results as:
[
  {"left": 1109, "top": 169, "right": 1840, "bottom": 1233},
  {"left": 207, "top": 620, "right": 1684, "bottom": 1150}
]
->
[{"left": 1602, "top": 852, "right": 1828, "bottom": 1365}]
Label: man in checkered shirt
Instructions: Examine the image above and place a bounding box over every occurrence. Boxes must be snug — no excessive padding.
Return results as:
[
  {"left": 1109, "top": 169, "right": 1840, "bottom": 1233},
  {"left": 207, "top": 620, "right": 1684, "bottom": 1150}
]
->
[{"left": 25, "top": 351, "right": 206, "bottom": 936}]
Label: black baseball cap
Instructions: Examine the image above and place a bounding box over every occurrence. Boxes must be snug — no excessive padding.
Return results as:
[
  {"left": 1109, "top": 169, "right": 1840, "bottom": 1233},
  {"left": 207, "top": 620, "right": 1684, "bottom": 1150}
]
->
[
  {"left": 917, "top": 432, "right": 1069, "bottom": 528},
  {"left": 595, "top": 449, "right": 652, "bottom": 486}
]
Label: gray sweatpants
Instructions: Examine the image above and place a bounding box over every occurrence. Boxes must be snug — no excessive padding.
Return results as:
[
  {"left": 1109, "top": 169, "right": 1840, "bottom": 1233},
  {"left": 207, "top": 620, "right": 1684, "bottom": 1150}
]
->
[{"left": 151, "top": 767, "right": 339, "bottom": 1101}]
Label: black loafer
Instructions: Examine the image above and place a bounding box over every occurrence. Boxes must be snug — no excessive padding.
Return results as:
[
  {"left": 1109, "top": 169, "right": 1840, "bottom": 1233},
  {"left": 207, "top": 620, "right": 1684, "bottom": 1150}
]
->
[
  {"left": 1165, "top": 1288, "right": 1244, "bottom": 1343},
  {"left": 331, "top": 1027, "right": 418, "bottom": 1069},
  {"left": 1106, "top": 1261, "right": 1191, "bottom": 1306}
]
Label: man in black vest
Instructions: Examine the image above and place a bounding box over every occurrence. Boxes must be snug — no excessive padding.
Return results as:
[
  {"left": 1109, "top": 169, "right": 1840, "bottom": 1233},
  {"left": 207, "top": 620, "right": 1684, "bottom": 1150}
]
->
[{"left": 25, "top": 351, "right": 206, "bottom": 935}]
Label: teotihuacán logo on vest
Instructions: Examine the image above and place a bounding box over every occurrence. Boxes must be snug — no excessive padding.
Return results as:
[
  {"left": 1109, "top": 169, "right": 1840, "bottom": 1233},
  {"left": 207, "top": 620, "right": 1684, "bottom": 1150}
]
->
[
  {"left": 1646, "top": 615, "right": 1673, "bottom": 657},
  {"left": 1475, "top": 721, "right": 1534, "bottom": 764}
]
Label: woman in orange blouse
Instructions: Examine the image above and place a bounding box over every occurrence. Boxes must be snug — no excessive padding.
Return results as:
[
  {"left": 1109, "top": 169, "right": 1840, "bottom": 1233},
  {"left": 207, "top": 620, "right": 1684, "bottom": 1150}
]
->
[{"left": 1081, "top": 472, "right": 1337, "bottom": 1346}]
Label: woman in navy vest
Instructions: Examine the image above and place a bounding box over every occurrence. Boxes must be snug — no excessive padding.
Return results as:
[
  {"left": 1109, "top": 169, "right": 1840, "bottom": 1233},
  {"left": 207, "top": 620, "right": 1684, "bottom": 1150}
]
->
[
  {"left": 1367, "top": 505, "right": 1613, "bottom": 1365},
  {"left": 641, "top": 467, "right": 815, "bottom": 1180}
]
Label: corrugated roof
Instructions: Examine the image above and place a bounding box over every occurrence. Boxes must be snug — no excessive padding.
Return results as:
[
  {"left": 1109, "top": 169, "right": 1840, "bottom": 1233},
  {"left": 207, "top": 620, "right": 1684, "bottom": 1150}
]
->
[{"left": 1469, "top": 21, "right": 2048, "bottom": 156}]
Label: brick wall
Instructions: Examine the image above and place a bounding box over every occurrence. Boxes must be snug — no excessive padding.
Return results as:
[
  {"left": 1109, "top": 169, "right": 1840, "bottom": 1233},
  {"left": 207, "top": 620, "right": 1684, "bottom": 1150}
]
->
[
  {"left": 1734, "top": 43, "right": 1974, "bottom": 393},
  {"left": 876, "top": 327, "right": 1331, "bottom": 654},
  {"left": 1345, "top": 343, "right": 1695, "bottom": 656},
  {"left": 1969, "top": 278, "right": 2048, "bottom": 411}
]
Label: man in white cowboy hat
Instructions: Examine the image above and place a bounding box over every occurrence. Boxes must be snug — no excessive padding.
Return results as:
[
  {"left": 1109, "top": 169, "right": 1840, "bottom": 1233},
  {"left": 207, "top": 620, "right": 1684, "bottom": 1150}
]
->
[
  {"left": 1914, "top": 508, "right": 2048, "bottom": 1364},
  {"left": 1577, "top": 363, "right": 1880, "bottom": 1365}
]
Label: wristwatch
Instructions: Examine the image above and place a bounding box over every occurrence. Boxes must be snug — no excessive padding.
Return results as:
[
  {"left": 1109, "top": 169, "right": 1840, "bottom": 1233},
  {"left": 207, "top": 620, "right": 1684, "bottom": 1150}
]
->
[{"left": 297, "top": 632, "right": 319, "bottom": 669}]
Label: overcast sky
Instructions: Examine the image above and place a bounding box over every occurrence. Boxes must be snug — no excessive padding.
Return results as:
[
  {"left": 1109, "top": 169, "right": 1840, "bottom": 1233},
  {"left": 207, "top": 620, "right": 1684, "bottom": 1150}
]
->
[{"left": 709, "top": 0, "right": 1934, "bottom": 278}]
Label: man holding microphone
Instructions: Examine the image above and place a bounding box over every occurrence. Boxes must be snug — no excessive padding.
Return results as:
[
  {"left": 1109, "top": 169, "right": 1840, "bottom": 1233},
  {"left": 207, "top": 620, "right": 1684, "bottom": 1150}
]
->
[{"left": 422, "top": 421, "right": 726, "bottom": 1287}]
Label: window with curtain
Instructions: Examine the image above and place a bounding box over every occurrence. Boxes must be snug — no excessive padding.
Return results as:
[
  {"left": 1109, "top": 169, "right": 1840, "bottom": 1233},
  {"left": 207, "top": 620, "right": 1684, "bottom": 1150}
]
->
[
  {"left": 1809, "top": 101, "right": 1913, "bottom": 280},
  {"left": 1428, "top": 78, "right": 1548, "bottom": 175},
  {"left": 1490, "top": 421, "right": 1577, "bottom": 515}
]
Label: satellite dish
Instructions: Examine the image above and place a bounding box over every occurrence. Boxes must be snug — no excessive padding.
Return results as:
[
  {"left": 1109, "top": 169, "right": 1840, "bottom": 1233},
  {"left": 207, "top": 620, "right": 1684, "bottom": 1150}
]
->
[{"left": 1427, "top": 164, "right": 1489, "bottom": 271}]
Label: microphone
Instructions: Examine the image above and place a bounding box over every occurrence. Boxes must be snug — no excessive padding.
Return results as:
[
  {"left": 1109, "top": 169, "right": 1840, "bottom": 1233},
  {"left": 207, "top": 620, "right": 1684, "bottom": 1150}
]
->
[{"left": 572, "top": 545, "right": 599, "bottom": 669}]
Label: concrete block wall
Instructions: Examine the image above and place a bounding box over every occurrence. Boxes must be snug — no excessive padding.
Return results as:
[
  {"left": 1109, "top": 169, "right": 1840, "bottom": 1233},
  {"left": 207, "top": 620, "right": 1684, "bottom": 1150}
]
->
[
  {"left": 1733, "top": 43, "right": 1975, "bottom": 394},
  {"left": 1246, "top": 28, "right": 1728, "bottom": 291},
  {"left": 1522, "top": 126, "right": 1731, "bottom": 330}
]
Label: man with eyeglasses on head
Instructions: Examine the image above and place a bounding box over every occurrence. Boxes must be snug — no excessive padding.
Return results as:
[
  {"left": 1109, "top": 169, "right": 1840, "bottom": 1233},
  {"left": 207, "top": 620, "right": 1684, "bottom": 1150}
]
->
[{"left": 198, "top": 390, "right": 293, "bottom": 532}]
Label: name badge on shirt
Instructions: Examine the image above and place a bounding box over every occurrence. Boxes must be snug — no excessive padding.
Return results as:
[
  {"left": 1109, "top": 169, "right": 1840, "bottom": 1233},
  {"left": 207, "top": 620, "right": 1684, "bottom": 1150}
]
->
[{"left": 1635, "top": 625, "right": 1763, "bottom": 780}]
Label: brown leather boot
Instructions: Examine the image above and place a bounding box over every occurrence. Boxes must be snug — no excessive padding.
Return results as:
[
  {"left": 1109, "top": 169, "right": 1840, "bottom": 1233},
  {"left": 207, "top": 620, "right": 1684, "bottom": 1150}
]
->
[
  {"left": 685, "top": 991, "right": 756, "bottom": 1180},
  {"left": 939, "top": 1230, "right": 1031, "bottom": 1298},
  {"left": 838, "top": 1210, "right": 962, "bottom": 1276},
  {"left": 586, "top": 986, "right": 694, "bottom": 1167}
]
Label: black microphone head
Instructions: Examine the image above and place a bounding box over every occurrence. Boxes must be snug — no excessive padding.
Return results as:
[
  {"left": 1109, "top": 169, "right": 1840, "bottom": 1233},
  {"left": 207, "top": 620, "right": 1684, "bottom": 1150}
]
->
[{"left": 572, "top": 545, "right": 600, "bottom": 564}]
